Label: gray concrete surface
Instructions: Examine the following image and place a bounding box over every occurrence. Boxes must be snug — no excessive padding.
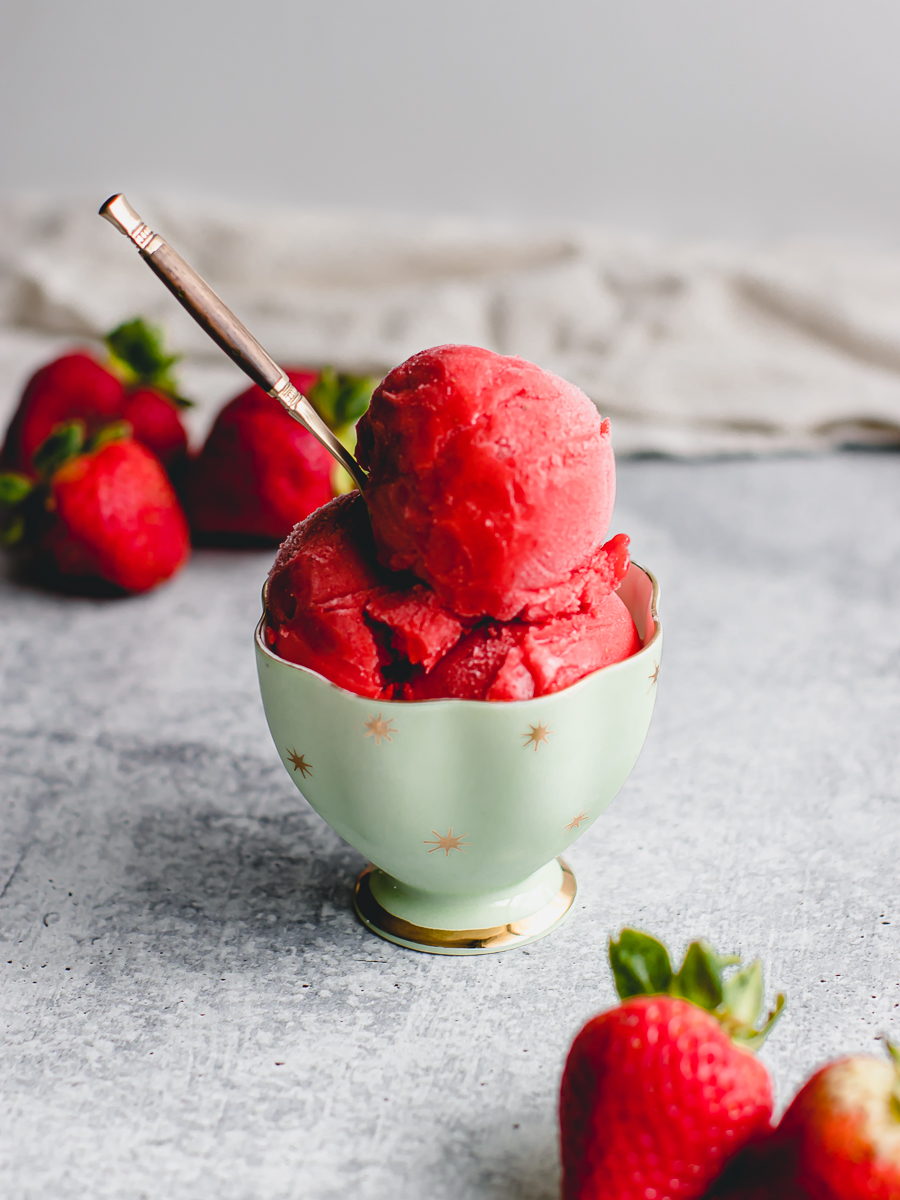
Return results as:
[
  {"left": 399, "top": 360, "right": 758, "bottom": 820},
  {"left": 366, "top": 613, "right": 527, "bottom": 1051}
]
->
[{"left": 1, "top": 453, "right": 899, "bottom": 1200}]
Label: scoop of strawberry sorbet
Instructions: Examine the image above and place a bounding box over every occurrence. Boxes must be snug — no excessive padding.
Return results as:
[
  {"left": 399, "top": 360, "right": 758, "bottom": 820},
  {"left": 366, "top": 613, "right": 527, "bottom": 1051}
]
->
[
  {"left": 265, "top": 492, "right": 393, "bottom": 699},
  {"left": 355, "top": 345, "right": 616, "bottom": 621},
  {"left": 266, "top": 345, "right": 640, "bottom": 700},
  {"left": 266, "top": 495, "right": 639, "bottom": 701}
]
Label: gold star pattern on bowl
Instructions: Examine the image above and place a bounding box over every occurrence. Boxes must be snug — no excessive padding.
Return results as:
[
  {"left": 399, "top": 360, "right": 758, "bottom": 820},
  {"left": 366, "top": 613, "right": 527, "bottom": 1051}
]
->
[
  {"left": 565, "top": 811, "right": 589, "bottom": 832},
  {"left": 648, "top": 661, "right": 660, "bottom": 690},
  {"left": 286, "top": 748, "right": 312, "bottom": 778},
  {"left": 363, "top": 713, "right": 396, "bottom": 746},
  {"left": 424, "top": 827, "right": 472, "bottom": 856},
  {"left": 522, "top": 721, "right": 553, "bottom": 752}
]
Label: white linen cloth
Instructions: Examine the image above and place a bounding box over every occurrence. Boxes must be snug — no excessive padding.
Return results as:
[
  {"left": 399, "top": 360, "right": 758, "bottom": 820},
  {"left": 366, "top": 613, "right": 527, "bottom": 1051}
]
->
[{"left": 3, "top": 195, "right": 900, "bottom": 456}]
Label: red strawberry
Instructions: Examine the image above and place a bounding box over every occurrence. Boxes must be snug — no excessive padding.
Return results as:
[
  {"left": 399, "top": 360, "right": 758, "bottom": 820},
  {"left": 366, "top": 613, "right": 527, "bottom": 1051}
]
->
[
  {"left": 768, "top": 1044, "right": 900, "bottom": 1200},
  {"left": 104, "top": 317, "right": 190, "bottom": 473},
  {"left": 1, "top": 352, "right": 125, "bottom": 473},
  {"left": 0, "top": 319, "right": 189, "bottom": 477},
  {"left": 0, "top": 420, "right": 189, "bottom": 593},
  {"left": 121, "top": 386, "right": 188, "bottom": 473},
  {"left": 185, "top": 367, "right": 377, "bottom": 545},
  {"left": 560, "top": 929, "right": 785, "bottom": 1200}
]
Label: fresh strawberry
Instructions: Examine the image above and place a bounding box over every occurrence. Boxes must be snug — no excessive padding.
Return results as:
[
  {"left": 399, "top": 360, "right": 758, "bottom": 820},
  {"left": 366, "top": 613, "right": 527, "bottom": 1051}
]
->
[
  {"left": 0, "top": 420, "right": 189, "bottom": 593},
  {"left": 105, "top": 318, "right": 190, "bottom": 473},
  {"left": 185, "top": 366, "right": 377, "bottom": 545},
  {"left": 560, "top": 928, "right": 785, "bottom": 1200},
  {"left": 121, "top": 386, "right": 189, "bottom": 472},
  {"left": 760, "top": 1043, "right": 900, "bottom": 1200},
  {"left": 0, "top": 318, "right": 189, "bottom": 477},
  {"left": 1, "top": 352, "right": 124, "bottom": 474}
]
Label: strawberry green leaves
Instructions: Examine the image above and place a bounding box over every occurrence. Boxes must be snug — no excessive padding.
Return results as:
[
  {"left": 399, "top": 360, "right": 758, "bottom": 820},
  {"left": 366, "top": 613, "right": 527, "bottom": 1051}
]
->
[
  {"left": 884, "top": 1038, "right": 900, "bottom": 1122},
  {"left": 609, "top": 928, "right": 785, "bottom": 1052},
  {"left": 721, "top": 961, "right": 785, "bottom": 1050},
  {"left": 106, "top": 317, "right": 189, "bottom": 406},
  {"left": 85, "top": 421, "right": 132, "bottom": 455},
  {"left": 0, "top": 472, "right": 34, "bottom": 507},
  {"left": 0, "top": 420, "right": 135, "bottom": 547},
  {"left": 31, "top": 419, "right": 131, "bottom": 477},
  {"left": 307, "top": 367, "right": 378, "bottom": 434},
  {"left": 32, "top": 420, "right": 86, "bottom": 477},
  {"left": 0, "top": 472, "right": 33, "bottom": 545},
  {"left": 0, "top": 427, "right": 74, "bottom": 545},
  {"left": 306, "top": 368, "right": 379, "bottom": 498},
  {"left": 609, "top": 928, "right": 673, "bottom": 998},
  {"left": 671, "top": 940, "right": 741, "bottom": 1012}
]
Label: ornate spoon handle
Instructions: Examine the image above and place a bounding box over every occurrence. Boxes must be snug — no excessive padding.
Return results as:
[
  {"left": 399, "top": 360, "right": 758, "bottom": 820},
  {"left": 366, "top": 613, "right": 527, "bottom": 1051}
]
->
[{"left": 98, "top": 193, "right": 367, "bottom": 491}]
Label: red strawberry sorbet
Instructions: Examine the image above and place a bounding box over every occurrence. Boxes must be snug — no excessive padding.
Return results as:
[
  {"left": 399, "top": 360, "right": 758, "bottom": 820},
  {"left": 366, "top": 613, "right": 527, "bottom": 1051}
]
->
[
  {"left": 265, "top": 354, "right": 641, "bottom": 698},
  {"left": 355, "top": 344, "right": 616, "bottom": 621}
]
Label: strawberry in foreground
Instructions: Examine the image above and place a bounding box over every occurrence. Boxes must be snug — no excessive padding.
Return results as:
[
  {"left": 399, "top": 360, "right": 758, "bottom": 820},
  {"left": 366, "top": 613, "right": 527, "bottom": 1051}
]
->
[
  {"left": 185, "top": 367, "right": 377, "bottom": 544},
  {"left": 0, "top": 420, "right": 189, "bottom": 593},
  {"left": 779, "top": 1041, "right": 900, "bottom": 1199},
  {"left": 560, "top": 928, "right": 784, "bottom": 1200},
  {"left": 708, "top": 1041, "right": 900, "bottom": 1199},
  {"left": 0, "top": 318, "right": 190, "bottom": 477}
]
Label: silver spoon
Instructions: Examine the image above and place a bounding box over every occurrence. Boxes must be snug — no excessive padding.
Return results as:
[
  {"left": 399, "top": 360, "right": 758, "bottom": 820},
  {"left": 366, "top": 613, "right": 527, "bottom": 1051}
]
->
[{"left": 98, "top": 194, "right": 367, "bottom": 492}]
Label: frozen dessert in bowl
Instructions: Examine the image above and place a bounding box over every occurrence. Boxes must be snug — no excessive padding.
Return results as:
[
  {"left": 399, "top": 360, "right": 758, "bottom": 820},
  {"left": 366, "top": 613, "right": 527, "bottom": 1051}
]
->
[
  {"left": 255, "top": 346, "right": 661, "bottom": 954},
  {"left": 256, "top": 564, "right": 659, "bottom": 954}
]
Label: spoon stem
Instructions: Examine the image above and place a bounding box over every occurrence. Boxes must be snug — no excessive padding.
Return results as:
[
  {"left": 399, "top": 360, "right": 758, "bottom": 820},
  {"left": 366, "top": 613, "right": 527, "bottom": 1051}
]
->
[{"left": 98, "top": 194, "right": 367, "bottom": 492}]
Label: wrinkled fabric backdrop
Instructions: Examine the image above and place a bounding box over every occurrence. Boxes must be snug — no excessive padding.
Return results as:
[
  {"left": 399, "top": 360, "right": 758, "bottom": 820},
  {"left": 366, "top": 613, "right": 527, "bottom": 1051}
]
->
[{"left": 3, "top": 195, "right": 900, "bottom": 456}]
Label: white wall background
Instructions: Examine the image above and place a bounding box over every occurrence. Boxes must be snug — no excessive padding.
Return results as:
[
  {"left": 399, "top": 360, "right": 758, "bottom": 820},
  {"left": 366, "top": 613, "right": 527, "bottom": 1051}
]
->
[{"left": 1, "top": 0, "right": 899, "bottom": 244}]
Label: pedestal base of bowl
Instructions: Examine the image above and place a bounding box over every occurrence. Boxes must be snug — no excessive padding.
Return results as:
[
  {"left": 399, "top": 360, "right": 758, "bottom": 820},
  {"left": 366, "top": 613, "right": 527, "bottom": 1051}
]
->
[{"left": 353, "top": 858, "right": 576, "bottom": 955}]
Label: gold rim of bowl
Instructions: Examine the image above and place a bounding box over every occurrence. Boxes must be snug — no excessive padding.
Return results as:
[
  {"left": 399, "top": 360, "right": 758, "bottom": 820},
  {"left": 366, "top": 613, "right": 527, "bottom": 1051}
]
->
[{"left": 353, "top": 859, "right": 577, "bottom": 952}]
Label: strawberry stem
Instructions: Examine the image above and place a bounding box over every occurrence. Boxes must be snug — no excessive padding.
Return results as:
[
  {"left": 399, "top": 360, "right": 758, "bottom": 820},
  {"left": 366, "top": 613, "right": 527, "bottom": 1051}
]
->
[
  {"left": 609, "top": 929, "right": 672, "bottom": 998},
  {"left": 84, "top": 421, "right": 132, "bottom": 455},
  {"left": 0, "top": 471, "right": 33, "bottom": 546},
  {"left": 0, "top": 472, "right": 34, "bottom": 508},
  {"left": 32, "top": 420, "right": 86, "bottom": 478},
  {"left": 672, "top": 940, "right": 740, "bottom": 1011},
  {"left": 307, "top": 367, "right": 378, "bottom": 433},
  {"left": 609, "top": 927, "right": 784, "bottom": 1052},
  {"left": 0, "top": 512, "right": 24, "bottom": 546},
  {"left": 105, "top": 317, "right": 191, "bottom": 406},
  {"left": 884, "top": 1038, "right": 900, "bottom": 1121},
  {"left": 0, "top": 471, "right": 34, "bottom": 545}
]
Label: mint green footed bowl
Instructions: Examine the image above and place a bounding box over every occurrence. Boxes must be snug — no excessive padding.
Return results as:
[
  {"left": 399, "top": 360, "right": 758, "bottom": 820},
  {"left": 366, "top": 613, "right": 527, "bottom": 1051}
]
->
[{"left": 255, "top": 563, "right": 661, "bottom": 955}]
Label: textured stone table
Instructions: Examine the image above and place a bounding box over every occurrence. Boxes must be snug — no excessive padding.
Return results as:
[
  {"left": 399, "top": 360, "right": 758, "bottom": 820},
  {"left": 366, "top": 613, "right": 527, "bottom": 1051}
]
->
[{"left": 1, "top": 453, "right": 898, "bottom": 1200}]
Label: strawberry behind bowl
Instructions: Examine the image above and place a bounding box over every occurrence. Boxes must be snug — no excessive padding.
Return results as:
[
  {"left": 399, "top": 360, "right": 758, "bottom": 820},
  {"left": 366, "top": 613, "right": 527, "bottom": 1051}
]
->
[
  {"left": 0, "top": 317, "right": 190, "bottom": 479},
  {"left": 0, "top": 420, "right": 189, "bottom": 595},
  {"left": 560, "top": 928, "right": 785, "bottom": 1200},
  {"left": 104, "top": 317, "right": 191, "bottom": 475},
  {"left": 1, "top": 352, "right": 126, "bottom": 475},
  {"left": 184, "top": 367, "right": 377, "bottom": 545},
  {"left": 121, "top": 385, "right": 190, "bottom": 477}
]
